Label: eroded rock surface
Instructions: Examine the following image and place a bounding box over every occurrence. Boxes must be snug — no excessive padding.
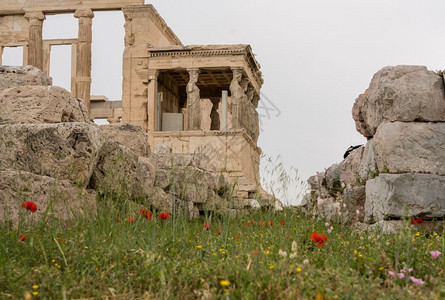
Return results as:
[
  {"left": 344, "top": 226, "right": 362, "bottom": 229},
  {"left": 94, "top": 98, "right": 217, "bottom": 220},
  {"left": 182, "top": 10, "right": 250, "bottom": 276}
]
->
[
  {"left": 0, "top": 123, "right": 105, "bottom": 186},
  {"left": 0, "top": 65, "right": 52, "bottom": 91},
  {"left": 0, "top": 85, "right": 90, "bottom": 125}
]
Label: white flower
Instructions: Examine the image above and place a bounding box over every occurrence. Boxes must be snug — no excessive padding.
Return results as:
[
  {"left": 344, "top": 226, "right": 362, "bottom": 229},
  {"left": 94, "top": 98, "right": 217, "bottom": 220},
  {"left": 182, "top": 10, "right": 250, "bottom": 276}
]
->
[
  {"left": 327, "top": 226, "right": 334, "bottom": 234},
  {"left": 278, "top": 249, "right": 287, "bottom": 259},
  {"left": 289, "top": 252, "right": 298, "bottom": 259},
  {"left": 325, "top": 222, "right": 330, "bottom": 227},
  {"left": 291, "top": 241, "right": 298, "bottom": 252},
  {"left": 303, "top": 259, "right": 309, "bottom": 265}
]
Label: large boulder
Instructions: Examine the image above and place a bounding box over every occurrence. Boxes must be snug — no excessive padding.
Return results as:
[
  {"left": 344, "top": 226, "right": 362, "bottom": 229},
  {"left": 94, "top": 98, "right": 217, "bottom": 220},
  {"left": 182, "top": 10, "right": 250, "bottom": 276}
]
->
[
  {"left": 0, "top": 65, "right": 52, "bottom": 91},
  {"left": 372, "top": 122, "right": 445, "bottom": 176},
  {"left": 365, "top": 173, "right": 445, "bottom": 223},
  {"left": 0, "top": 123, "right": 105, "bottom": 186},
  {"left": 0, "top": 169, "right": 96, "bottom": 224},
  {"left": 353, "top": 66, "right": 445, "bottom": 137},
  {"left": 0, "top": 85, "right": 90, "bottom": 125},
  {"left": 100, "top": 123, "right": 151, "bottom": 157},
  {"left": 89, "top": 141, "right": 155, "bottom": 202}
]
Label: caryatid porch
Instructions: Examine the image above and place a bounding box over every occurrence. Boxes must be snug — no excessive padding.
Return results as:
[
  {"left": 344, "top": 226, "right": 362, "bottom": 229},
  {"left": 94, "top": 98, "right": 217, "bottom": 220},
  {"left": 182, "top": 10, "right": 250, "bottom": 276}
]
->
[{"left": 137, "top": 45, "right": 264, "bottom": 192}]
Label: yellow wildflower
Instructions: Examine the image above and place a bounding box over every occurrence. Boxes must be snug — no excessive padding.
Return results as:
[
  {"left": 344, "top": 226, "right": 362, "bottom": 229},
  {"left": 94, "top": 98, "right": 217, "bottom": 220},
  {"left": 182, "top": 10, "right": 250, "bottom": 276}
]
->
[
  {"left": 196, "top": 245, "right": 203, "bottom": 249},
  {"left": 296, "top": 267, "right": 302, "bottom": 273},
  {"left": 220, "top": 280, "right": 230, "bottom": 287},
  {"left": 32, "top": 285, "right": 39, "bottom": 290}
]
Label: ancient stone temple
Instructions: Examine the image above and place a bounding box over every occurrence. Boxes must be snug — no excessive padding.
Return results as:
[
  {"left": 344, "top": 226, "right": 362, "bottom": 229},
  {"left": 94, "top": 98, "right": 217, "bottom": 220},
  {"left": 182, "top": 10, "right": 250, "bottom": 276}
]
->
[{"left": 0, "top": 1, "right": 272, "bottom": 203}]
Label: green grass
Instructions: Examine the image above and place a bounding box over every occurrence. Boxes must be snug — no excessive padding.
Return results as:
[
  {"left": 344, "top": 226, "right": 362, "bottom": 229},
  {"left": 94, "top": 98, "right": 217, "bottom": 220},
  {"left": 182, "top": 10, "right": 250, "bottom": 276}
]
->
[{"left": 1, "top": 199, "right": 444, "bottom": 299}]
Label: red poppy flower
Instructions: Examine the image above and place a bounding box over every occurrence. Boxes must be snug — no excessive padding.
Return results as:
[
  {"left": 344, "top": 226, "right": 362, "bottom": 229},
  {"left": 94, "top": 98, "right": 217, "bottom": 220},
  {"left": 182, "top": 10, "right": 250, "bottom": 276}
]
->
[
  {"left": 217, "top": 230, "right": 221, "bottom": 235},
  {"left": 116, "top": 218, "right": 120, "bottom": 223},
  {"left": 159, "top": 212, "right": 170, "bottom": 220},
  {"left": 139, "top": 209, "right": 153, "bottom": 220},
  {"left": 127, "top": 216, "right": 134, "bottom": 223},
  {"left": 203, "top": 223, "right": 211, "bottom": 230},
  {"left": 259, "top": 221, "right": 265, "bottom": 226},
  {"left": 251, "top": 250, "right": 259, "bottom": 255},
  {"left": 311, "top": 231, "right": 328, "bottom": 247},
  {"left": 21, "top": 201, "right": 37, "bottom": 213},
  {"left": 286, "top": 235, "right": 290, "bottom": 239},
  {"left": 57, "top": 238, "right": 63, "bottom": 243},
  {"left": 247, "top": 221, "right": 253, "bottom": 226},
  {"left": 242, "top": 224, "right": 247, "bottom": 227},
  {"left": 235, "top": 235, "right": 240, "bottom": 239},
  {"left": 19, "top": 235, "right": 26, "bottom": 242},
  {"left": 269, "top": 221, "right": 273, "bottom": 226},
  {"left": 410, "top": 218, "right": 423, "bottom": 224},
  {"left": 280, "top": 220, "right": 285, "bottom": 226}
]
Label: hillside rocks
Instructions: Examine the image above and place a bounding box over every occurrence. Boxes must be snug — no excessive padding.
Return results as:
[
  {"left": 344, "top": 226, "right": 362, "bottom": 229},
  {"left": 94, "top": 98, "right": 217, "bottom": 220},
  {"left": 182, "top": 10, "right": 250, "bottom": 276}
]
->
[
  {"left": 0, "top": 65, "right": 52, "bottom": 90},
  {"left": 304, "top": 65, "right": 445, "bottom": 227},
  {"left": 0, "top": 86, "right": 91, "bottom": 125}
]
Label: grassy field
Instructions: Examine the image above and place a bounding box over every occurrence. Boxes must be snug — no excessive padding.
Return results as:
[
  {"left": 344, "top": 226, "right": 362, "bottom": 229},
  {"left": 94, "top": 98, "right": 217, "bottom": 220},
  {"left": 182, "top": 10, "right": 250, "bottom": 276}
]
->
[{"left": 1, "top": 199, "right": 444, "bottom": 299}]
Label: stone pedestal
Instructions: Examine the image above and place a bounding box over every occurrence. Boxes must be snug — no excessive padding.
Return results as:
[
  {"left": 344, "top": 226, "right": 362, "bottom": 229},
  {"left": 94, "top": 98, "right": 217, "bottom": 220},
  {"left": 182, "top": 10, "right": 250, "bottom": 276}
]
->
[
  {"left": 24, "top": 11, "right": 45, "bottom": 70},
  {"left": 74, "top": 8, "right": 94, "bottom": 111}
]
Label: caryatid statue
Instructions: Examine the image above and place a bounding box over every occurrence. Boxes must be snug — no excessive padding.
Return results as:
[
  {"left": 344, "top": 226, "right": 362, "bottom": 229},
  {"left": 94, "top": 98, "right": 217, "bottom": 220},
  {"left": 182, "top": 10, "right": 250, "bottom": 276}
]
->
[{"left": 186, "top": 69, "right": 201, "bottom": 130}]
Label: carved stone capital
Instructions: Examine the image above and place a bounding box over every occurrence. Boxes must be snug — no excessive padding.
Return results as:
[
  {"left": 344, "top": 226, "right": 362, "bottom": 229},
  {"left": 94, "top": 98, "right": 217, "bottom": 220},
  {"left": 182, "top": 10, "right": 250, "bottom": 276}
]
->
[
  {"left": 24, "top": 11, "right": 45, "bottom": 22},
  {"left": 74, "top": 8, "right": 94, "bottom": 19}
]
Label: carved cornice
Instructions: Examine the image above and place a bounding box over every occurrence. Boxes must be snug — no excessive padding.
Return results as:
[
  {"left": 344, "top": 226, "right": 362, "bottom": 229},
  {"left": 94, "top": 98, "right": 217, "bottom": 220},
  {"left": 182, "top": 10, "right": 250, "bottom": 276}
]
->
[{"left": 148, "top": 46, "right": 263, "bottom": 87}]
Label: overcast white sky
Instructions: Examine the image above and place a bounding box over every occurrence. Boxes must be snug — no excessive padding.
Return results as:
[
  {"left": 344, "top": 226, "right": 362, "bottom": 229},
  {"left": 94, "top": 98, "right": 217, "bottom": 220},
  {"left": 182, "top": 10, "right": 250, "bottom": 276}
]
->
[{"left": 3, "top": 0, "right": 445, "bottom": 205}]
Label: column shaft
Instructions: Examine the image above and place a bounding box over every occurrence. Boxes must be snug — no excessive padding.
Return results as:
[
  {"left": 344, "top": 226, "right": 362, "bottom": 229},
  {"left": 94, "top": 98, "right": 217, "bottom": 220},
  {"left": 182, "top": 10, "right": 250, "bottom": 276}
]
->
[
  {"left": 24, "top": 11, "right": 45, "bottom": 70},
  {"left": 74, "top": 8, "right": 94, "bottom": 111}
]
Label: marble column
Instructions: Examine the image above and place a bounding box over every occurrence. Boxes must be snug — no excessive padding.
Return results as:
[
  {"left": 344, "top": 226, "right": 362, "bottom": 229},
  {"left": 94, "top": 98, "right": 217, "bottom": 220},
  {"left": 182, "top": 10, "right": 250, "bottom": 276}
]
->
[
  {"left": 186, "top": 68, "right": 201, "bottom": 130},
  {"left": 74, "top": 8, "right": 94, "bottom": 110},
  {"left": 24, "top": 11, "right": 45, "bottom": 70}
]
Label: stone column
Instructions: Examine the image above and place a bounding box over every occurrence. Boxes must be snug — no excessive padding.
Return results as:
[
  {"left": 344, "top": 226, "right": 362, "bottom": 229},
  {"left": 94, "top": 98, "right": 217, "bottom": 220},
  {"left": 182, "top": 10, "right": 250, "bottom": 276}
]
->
[
  {"left": 24, "top": 11, "right": 45, "bottom": 70},
  {"left": 186, "top": 68, "right": 201, "bottom": 130},
  {"left": 147, "top": 70, "right": 159, "bottom": 137},
  {"left": 74, "top": 8, "right": 94, "bottom": 110}
]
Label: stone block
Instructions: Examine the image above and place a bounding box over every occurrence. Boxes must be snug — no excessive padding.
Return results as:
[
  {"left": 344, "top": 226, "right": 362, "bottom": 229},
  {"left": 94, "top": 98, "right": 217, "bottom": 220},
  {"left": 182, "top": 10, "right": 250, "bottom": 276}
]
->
[{"left": 365, "top": 173, "right": 445, "bottom": 223}]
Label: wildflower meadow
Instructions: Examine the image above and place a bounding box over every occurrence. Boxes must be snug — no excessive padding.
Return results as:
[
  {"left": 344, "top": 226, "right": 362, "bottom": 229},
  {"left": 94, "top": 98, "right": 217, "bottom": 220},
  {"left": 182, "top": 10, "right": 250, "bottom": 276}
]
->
[{"left": 0, "top": 198, "right": 444, "bottom": 299}]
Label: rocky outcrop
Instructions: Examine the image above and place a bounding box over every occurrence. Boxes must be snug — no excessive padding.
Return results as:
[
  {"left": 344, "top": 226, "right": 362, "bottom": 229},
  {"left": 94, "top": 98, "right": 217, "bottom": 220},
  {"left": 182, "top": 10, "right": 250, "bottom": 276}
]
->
[
  {"left": 352, "top": 66, "right": 445, "bottom": 137},
  {"left": 99, "top": 123, "right": 151, "bottom": 157},
  {"left": 0, "top": 123, "right": 105, "bottom": 186},
  {"left": 305, "top": 66, "right": 445, "bottom": 227},
  {"left": 0, "top": 86, "right": 91, "bottom": 125},
  {"left": 0, "top": 65, "right": 52, "bottom": 91}
]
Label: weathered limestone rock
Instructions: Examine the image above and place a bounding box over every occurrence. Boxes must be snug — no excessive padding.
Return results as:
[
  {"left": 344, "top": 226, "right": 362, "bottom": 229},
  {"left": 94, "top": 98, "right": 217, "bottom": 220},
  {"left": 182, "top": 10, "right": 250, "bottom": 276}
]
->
[
  {"left": 352, "top": 92, "right": 373, "bottom": 138},
  {"left": 0, "top": 85, "right": 90, "bottom": 125},
  {"left": 89, "top": 142, "right": 155, "bottom": 201},
  {"left": 0, "top": 123, "right": 105, "bottom": 186},
  {"left": 365, "top": 174, "right": 445, "bottom": 223},
  {"left": 353, "top": 66, "right": 445, "bottom": 137},
  {"left": 372, "top": 122, "right": 445, "bottom": 175},
  {"left": 0, "top": 169, "right": 96, "bottom": 224},
  {"left": 0, "top": 65, "right": 52, "bottom": 91},
  {"left": 100, "top": 123, "right": 151, "bottom": 157}
]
